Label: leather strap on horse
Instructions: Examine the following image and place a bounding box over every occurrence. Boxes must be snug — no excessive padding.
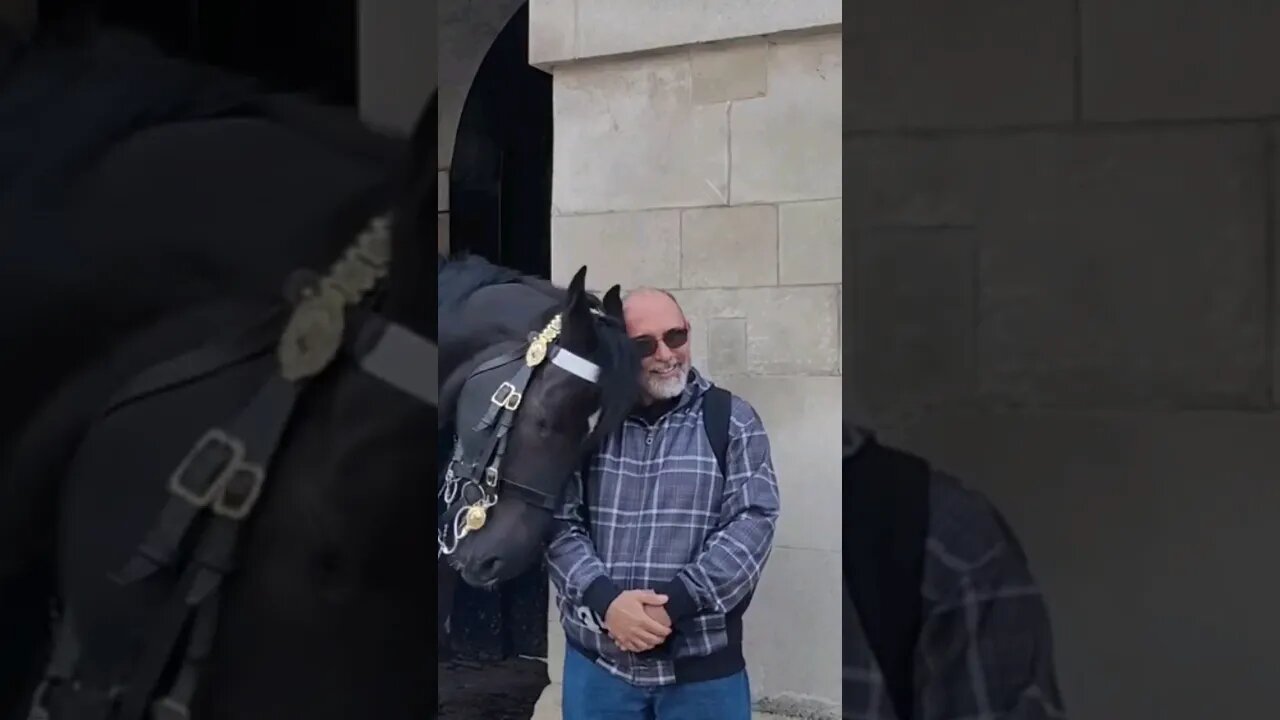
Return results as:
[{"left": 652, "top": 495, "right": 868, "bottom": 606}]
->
[
  {"left": 115, "top": 373, "right": 301, "bottom": 720},
  {"left": 116, "top": 218, "right": 394, "bottom": 720},
  {"left": 28, "top": 214, "right": 419, "bottom": 720}
]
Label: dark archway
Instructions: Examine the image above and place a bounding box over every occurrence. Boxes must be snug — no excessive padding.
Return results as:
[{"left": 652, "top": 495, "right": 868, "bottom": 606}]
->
[
  {"left": 445, "top": 2, "right": 555, "bottom": 662},
  {"left": 448, "top": 2, "right": 552, "bottom": 280}
]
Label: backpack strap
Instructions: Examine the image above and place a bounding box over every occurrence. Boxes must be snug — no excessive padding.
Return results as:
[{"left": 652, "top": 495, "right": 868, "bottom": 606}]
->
[
  {"left": 701, "top": 385, "right": 731, "bottom": 479},
  {"left": 843, "top": 435, "right": 931, "bottom": 720}
]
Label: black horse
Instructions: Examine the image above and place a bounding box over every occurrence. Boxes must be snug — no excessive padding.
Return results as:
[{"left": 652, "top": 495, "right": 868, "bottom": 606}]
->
[
  {"left": 437, "top": 257, "right": 638, "bottom": 591},
  {"left": 0, "top": 26, "right": 636, "bottom": 720}
]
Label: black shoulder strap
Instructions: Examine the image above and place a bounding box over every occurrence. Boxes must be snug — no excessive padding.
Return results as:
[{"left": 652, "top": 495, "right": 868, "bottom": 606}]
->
[
  {"left": 843, "top": 436, "right": 931, "bottom": 720},
  {"left": 701, "top": 385, "right": 731, "bottom": 479}
]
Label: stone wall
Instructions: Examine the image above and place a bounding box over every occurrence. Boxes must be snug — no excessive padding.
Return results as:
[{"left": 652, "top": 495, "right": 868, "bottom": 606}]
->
[
  {"left": 532, "top": 1, "right": 843, "bottom": 717},
  {"left": 849, "top": 2, "right": 1280, "bottom": 719}
]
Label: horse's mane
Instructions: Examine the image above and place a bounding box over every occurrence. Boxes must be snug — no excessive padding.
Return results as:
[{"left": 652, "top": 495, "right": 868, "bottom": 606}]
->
[{"left": 437, "top": 253, "right": 639, "bottom": 445}]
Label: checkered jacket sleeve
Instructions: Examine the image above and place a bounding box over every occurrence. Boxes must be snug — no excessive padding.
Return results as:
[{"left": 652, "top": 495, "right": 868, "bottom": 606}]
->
[
  {"left": 657, "top": 399, "right": 782, "bottom": 624},
  {"left": 545, "top": 469, "right": 618, "bottom": 619},
  {"left": 913, "top": 476, "right": 1068, "bottom": 720}
]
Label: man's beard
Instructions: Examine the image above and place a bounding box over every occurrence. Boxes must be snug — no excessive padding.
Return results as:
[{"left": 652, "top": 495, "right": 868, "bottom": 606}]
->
[{"left": 642, "top": 360, "right": 690, "bottom": 401}]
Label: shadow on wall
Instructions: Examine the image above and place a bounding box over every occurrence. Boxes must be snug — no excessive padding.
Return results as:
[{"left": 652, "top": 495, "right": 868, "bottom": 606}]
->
[{"left": 848, "top": 2, "right": 1280, "bottom": 716}]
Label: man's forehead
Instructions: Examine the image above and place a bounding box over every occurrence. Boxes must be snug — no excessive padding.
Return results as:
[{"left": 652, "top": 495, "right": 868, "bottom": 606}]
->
[{"left": 623, "top": 289, "right": 685, "bottom": 328}]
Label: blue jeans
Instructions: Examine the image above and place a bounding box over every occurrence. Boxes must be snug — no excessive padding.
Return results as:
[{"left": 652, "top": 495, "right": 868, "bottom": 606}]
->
[{"left": 561, "top": 646, "right": 752, "bottom": 720}]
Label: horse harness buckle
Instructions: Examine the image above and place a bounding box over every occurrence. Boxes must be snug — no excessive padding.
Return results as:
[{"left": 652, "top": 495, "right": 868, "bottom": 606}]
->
[
  {"left": 168, "top": 429, "right": 266, "bottom": 519},
  {"left": 168, "top": 429, "right": 246, "bottom": 508},
  {"left": 490, "top": 382, "right": 522, "bottom": 411}
]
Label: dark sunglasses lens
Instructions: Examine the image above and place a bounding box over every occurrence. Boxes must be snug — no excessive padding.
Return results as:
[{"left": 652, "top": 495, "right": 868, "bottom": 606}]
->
[
  {"left": 634, "top": 337, "right": 658, "bottom": 357},
  {"left": 663, "top": 328, "right": 690, "bottom": 350}
]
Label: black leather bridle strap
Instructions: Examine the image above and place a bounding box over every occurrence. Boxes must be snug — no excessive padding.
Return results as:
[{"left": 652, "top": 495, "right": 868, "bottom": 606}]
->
[
  {"left": 150, "top": 581, "right": 220, "bottom": 719},
  {"left": 115, "top": 374, "right": 302, "bottom": 720},
  {"left": 499, "top": 479, "right": 562, "bottom": 511},
  {"left": 132, "top": 312, "right": 421, "bottom": 719}
]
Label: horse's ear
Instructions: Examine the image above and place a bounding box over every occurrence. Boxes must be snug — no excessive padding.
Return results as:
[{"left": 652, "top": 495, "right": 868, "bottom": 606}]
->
[
  {"left": 568, "top": 266, "right": 588, "bottom": 296},
  {"left": 603, "top": 285, "right": 624, "bottom": 320},
  {"left": 565, "top": 266, "right": 589, "bottom": 314}
]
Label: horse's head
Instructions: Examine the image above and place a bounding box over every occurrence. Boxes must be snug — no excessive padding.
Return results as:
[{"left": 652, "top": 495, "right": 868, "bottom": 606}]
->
[{"left": 440, "top": 265, "right": 637, "bottom": 588}]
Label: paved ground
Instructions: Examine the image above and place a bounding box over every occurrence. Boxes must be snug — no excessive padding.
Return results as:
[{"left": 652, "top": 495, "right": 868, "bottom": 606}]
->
[{"left": 438, "top": 656, "right": 550, "bottom": 720}]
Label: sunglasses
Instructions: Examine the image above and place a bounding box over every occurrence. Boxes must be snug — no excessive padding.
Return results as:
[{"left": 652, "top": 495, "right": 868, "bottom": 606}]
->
[{"left": 632, "top": 326, "right": 690, "bottom": 358}]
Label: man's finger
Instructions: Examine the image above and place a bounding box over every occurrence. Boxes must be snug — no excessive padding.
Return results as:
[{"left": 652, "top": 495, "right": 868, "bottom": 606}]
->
[
  {"left": 638, "top": 615, "right": 671, "bottom": 636},
  {"left": 631, "top": 628, "right": 665, "bottom": 647},
  {"left": 636, "top": 591, "right": 669, "bottom": 605}
]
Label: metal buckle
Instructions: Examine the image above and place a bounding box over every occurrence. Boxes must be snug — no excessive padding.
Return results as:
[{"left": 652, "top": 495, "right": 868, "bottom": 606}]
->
[
  {"left": 212, "top": 463, "right": 266, "bottom": 520},
  {"left": 169, "top": 430, "right": 244, "bottom": 507},
  {"left": 490, "top": 382, "right": 522, "bottom": 411}
]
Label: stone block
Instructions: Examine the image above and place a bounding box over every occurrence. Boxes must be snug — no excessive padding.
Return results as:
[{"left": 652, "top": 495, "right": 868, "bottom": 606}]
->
[
  {"left": 531, "top": 685, "right": 560, "bottom": 719},
  {"left": 716, "top": 376, "right": 843, "bottom": 553},
  {"left": 540, "top": 0, "right": 841, "bottom": 65},
  {"left": 681, "top": 205, "right": 778, "bottom": 288},
  {"left": 848, "top": 0, "right": 1074, "bottom": 130},
  {"left": 779, "top": 199, "right": 841, "bottom": 285},
  {"left": 836, "top": 286, "right": 843, "bottom": 377},
  {"left": 975, "top": 127, "right": 1269, "bottom": 409},
  {"left": 528, "top": 0, "right": 576, "bottom": 67},
  {"left": 741, "top": 547, "right": 842, "bottom": 704},
  {"left": 1082, "top": 0, "right": 1280, "bottom": 121},
  {"left": 887, "top": 409, "right": 1280, "bottom": 720},
  {"left": 437, "top": 212, "right": 450, "bottom": 255},
  {"left": 673, "top": 287, "right": 841, "bottom": 375},
  {"left": 853, "top": 226, "right": 977, "bottom": 423},
  {"left": 545, "top": 583, "right": 565, "bottom": 683},
  {"left": 731, "top": 34, "right": 841, "bottom": 204},
  {"left": 551, "top": 210, "right": 681, "bottom": 288},
  {"left": 707, "top": 318, "right": 749, "bottom": 377},
  {"left": 846, "top": 134, "right": 983, "bottom": 230},
  {"left": 692, "top": 39, "right": 769, "bottom": 104},
  {"left": 552, "top": 54, "right": 730, "bottom": 214},
  {"left": 1274, "top": 126, "right": 1280, "bottom": 408}
]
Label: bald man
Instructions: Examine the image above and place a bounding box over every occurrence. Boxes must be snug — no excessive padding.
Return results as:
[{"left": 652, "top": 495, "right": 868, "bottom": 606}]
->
[{"left": 546, "top": 288, "right": 781, "bottom": 720}]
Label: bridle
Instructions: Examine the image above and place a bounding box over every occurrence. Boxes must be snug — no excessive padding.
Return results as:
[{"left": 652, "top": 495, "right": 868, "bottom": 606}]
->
[
  {"left": 438, "top": 310, "right": 604, "bottom": 558},
  {"left": 26, "top": 212, "right": 444, "bottom": 720}
]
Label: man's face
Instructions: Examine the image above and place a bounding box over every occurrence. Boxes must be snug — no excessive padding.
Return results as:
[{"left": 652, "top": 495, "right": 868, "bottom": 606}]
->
[{"left": 623, "top": 291, "right": 692, "bottom": 403}]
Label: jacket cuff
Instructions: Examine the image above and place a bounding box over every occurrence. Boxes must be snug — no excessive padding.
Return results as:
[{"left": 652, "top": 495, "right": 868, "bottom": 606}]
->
[
  {"left": 657, "top": 576, "right": 699, "bottom": 626},
  {"left": 583, "top": 575, "right": 623, "bottom": 620}
]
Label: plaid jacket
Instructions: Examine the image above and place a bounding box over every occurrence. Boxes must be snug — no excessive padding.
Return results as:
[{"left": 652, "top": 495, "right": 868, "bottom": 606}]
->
[
  {"left": 843, "top": 429, "right": 1068, "bottom": 720},
  {"left": 545, "top": 368, "right": 781, "bottom": 687}
]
